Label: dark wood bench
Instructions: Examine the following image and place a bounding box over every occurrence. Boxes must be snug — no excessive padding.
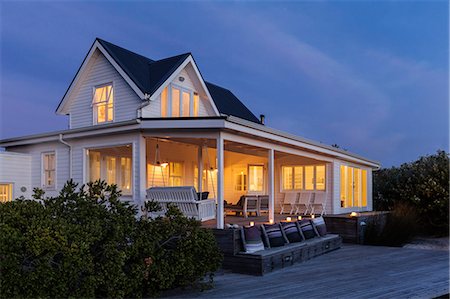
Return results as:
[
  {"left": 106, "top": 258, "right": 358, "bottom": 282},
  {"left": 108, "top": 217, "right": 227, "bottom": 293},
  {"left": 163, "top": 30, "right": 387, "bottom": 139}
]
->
[{"left": 212, "top": 228, "right": 342, "bottom": 276}]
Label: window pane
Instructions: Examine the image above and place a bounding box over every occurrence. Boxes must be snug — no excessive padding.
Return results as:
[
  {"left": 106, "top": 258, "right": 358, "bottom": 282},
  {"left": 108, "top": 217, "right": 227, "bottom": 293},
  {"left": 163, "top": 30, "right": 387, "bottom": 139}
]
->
[
  {"left": 346, "top": 166, "right": 353, "bottom": 207},
  {"left": 107, "top": 104, "right": 113, "bottom": 122},
  {"left": 171, "top": 87, "right": 180, "bottom": 117},
  {"left": 97, "top": 104, "right": 106, "bottom": 123},
  {"left": 0, "top": 184, "right": 12, "bottom": 203},
  {"left": 249, "top": 165, "right": 263, "bottom": 192},
  {"left": 161, "top": 87, "right": 168, "bottom": 117},
  {"left": 294, "top": 166, "right": 303, "bottom": 190},
  {"left": 316, "top": 165, "right": 326, "bottom": 190},
  {"left": 106, "top": 157, "right": 116, "bottom": 184},
  {"left": 89, "top": 151, "right": 101, "bottom": 182},
  {"left": 340, "top": 165, "right": 346, "bottom": 207},
  {"left": 107, "top": 85, "right": 113, "bottom": 103},
  {"left": 120, "top": 157, "right": 132, "bottom": 193},
  {"left": 354, "top": 168, "right": 361, "bottom": 207},
  {"left": 362, "top": 170, "right": 367, "bottom": 207},
  {"left": 305, "top": 166, "right": 314, "bottom": 190},
  {"left": 182, "top": 91, "right": 190, "bottom": 117},
  {"left": 93, "top": 86, "right": 105, "bottom": 103},
  {"left": 282, "top": 166, "right": 293, "bottom": 190},
  {"left": 43, "top": 153, "right": 55, "bottom": 188},
  {"left": 193, "top": 93, "right": 199, "bottom": 116}
]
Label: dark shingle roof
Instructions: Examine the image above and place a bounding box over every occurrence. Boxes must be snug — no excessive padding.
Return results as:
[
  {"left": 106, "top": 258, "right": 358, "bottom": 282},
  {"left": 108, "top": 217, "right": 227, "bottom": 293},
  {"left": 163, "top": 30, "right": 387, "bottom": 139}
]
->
[{"left": 96, "top": 38, "right": 260, "bottom": 123}]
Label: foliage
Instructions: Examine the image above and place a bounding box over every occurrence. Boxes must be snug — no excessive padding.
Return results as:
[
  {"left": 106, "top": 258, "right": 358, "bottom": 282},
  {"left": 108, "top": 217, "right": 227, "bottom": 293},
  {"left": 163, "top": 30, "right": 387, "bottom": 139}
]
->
[
  {"left": 373, "top": 150, "right": 449, "bottom": 236},
  {"left": 0, "top": 180, "right": 222, "bottom": 298},
  {"left": 364, "top": 202, "right": 419, "bottom": 246}
]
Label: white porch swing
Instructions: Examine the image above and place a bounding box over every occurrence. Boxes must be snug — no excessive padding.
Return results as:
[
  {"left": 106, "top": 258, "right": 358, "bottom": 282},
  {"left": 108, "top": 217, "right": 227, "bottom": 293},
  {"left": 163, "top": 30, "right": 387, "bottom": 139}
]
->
[{"left": 145, "top": 140, "right": 216, "bottom": 222}]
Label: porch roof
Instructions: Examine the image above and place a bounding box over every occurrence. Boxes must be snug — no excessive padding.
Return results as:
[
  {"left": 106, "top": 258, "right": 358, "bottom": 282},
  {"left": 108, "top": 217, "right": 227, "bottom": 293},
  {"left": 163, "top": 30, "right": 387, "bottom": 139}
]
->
[{"left": 0, "top": 116, "right": 380, "bottom": 168}]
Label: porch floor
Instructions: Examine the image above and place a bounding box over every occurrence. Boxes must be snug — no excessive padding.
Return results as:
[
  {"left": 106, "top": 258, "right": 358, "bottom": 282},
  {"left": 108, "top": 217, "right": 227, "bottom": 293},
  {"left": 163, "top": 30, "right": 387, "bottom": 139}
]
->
[
  {"left": 166, "top": 244, "right": 449, "bottom": 298},
  {"left": 201, "top": 212, "right": 304, "bottom": 228}
]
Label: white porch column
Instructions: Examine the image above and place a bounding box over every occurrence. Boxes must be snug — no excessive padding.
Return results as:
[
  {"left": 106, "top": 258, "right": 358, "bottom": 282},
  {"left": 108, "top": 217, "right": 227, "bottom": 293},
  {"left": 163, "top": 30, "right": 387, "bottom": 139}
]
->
[
  {"left": 197, "top": 145, "right": 203, "bottom": 193},
  {"left": 268, "top": 148, "right": 275, "bottom": 222},
  {"left": 216, "top": 134, "right": 224, "bottom": 229},
  {"left": 133, "top": 135, "right": 147, "bottom": 209}
]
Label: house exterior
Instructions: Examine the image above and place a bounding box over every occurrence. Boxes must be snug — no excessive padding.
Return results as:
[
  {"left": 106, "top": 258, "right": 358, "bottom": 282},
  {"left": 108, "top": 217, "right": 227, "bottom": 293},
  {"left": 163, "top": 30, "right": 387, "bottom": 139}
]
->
[{"left": 0, "top": 38, "right": 380, "bottom": 228}]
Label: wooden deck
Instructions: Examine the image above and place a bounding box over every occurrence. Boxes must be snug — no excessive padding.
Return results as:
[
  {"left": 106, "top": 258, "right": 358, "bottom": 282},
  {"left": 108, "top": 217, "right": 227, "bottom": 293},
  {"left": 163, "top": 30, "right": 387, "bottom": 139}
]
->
[{"left": 166, "top": 244, "right": 449, "bottom": 298}]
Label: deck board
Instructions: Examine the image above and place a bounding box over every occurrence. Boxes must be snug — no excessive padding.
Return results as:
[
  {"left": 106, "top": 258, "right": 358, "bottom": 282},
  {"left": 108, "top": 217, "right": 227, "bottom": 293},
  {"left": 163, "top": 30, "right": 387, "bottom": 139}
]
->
[{"left": 166, "top": 244, "right": 449, "bottom": 298}]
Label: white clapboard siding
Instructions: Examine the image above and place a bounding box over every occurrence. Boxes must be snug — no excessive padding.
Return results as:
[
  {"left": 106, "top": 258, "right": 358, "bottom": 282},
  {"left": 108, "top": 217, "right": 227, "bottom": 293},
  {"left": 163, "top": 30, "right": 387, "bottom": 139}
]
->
[
  {"left": 0, "top": 151, "right": 32, "bottom": 199},
  {"left": 69, "top": 50, "right": 141, "bottom": 129},
  {"left": 141, "top": 64, "right": 217, "bottom": 118},
  {"left": 6, "top": 142, "right": 70, "bottom": 198}
]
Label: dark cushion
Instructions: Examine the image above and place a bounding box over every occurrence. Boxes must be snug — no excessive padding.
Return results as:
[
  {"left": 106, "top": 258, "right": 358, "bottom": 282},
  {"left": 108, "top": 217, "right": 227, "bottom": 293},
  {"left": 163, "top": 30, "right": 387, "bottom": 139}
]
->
[
  {"left": 196, "top": 192, "right": 209, "bottom": 200},
  {"left": 261, "top": 223, "right": 289, "bottom": 248},
  {"left": 281, "top": 222, "right": 304, "bottom": 243},
  {"left": 240, "top": 226, "right": 265, "bottom": 253},
  {"left": 311, "top": 217, "right": 327, "bottom": 236},
  {"left": 298, "top": 219, "right": 319, "bottom": 239}
]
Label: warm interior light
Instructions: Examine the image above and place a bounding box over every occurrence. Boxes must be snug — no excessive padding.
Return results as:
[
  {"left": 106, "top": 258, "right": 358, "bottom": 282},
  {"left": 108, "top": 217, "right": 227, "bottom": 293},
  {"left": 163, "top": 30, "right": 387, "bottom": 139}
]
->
[
  {"left": 269, "top": 219, "right": 274, "bottom": 224},
  {"left": 311, "top": 214, "right": 315, "bottom": 219},
  {"left": 249, "top": 221, "right": 255, "bottom": 227},
  {"left": 350, "top": 212, "right": 358, "bottom": 217},
  {"left": 286, "top": 217, "right": 292, "bottom": 222},
  {"left": 298, "top": 215, "right": 302, "bottom": 221},
  {"left": 160, "top": 162, "right": 168, "bottom": 168}
]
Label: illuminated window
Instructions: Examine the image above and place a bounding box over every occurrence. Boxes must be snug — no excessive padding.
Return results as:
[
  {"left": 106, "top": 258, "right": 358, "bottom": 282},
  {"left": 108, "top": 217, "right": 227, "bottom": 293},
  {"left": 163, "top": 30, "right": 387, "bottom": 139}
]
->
[
  {"left": 169, "top": 162, "right": 183, "bottom": 186},
  {"left": 161, "top": 85, "right": 200, "bottom": 117},
  {"left": 93, "top": 83, "right": 113, "bottom": 124},
  {"left": 249, "top": 165, "right": 264, "bottom": 192},
  {"left": 87, "top": 146, "right": 132, "bottom": 195},
  {"left": 194, "top": 165, "right": 217, "bottom": 196},
  {"left": 0, "top": 184, "right": 13, "bottom": 203},
  {"left": 120, "top": 157, "right": 132, "bottom": 194},
  {"left": 42, "top": 152, "right": 55, "bottom": 189},
  {"left": 281, "top": 165, "right": 326, "bottom": 191},
  {"left": 340, "top": 165, "right": 367, "bottom": 208},
  {"left": 234, "top": 167, "right": 247, "bottom": 191}
]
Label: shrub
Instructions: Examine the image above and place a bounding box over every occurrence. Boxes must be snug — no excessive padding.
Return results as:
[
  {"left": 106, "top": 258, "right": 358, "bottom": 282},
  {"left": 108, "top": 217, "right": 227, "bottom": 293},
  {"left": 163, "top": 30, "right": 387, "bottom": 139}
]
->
[
  {"left": 0, "top": 180, "right": 222, "bottom": 298},
  {"left": 373, "top": 150, "right": 449, "bottom": 236}
]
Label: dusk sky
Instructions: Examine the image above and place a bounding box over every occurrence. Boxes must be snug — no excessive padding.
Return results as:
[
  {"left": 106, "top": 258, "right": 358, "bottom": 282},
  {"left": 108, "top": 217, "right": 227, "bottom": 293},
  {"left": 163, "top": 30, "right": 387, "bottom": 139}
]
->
[{"left": 0, "top": 1, "right": 448, "bottom": 167}]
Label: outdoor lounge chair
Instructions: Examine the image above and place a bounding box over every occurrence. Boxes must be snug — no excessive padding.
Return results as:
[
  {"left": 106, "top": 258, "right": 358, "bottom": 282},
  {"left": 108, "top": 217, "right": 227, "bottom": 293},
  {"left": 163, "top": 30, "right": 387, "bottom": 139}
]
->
[
  {"left": 310, "top": 192, "right": 327, "bottom": 216},
  {"left": 279, "top": 193, "right": 298, "bottom": 214},
  {"left": 296, "top": 192, "right": 313, "bottom": 215},
  {"left": 258, "top": 195, "right": 269, "bottom": 215},
  {"left": 146, "top": 186, "right": 216, "bottom": 221},
  {"left": 225, "top": 195, "right": 259, "bottom": 218}
]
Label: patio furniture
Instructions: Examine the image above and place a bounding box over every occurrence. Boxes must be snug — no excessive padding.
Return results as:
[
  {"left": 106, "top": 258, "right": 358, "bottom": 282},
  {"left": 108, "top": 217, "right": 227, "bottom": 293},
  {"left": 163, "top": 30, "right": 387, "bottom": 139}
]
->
[
  {"left": 225, "top": 195, "right": 259, "bottom": 218},
  {"left": 280, "top": 193, "right": 298, "bottom": 214},
  {"left": 311, "top": 192, "right": 327, "bottom": 216},
  {"left": 295, "top": 192, "right": 313, "bottom": 215},
  {"left": 258, "top": 195, "right": 269, "bottom": 215},
  {"left": 146, "top": 186, "right": 216, "bottom": 221}
]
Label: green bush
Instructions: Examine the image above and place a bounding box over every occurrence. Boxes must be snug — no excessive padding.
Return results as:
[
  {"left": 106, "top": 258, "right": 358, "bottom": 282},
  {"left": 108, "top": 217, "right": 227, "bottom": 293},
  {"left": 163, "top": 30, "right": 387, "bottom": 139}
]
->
[
  {"left": 373, "top": 150, "right": 449, "bottom": 236},
  {"left": 0, "top": 180, "right": 222, "bottom": 298}
]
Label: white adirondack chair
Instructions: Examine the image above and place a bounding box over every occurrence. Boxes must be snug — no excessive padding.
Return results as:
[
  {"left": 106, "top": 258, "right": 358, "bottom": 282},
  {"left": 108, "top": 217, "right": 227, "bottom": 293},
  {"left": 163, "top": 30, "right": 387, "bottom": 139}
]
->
[
  {"left": 280, "top": 193, "right": 298, "bottom": 214},
  {"left": 296, "top": 192, "right": 313, "bottom": 215},
  {"left": 310, "top": 192, "right": 327, "bottom": 216},
  {"left": 145, "top": 186, "right": 216, "bottom": 222}
]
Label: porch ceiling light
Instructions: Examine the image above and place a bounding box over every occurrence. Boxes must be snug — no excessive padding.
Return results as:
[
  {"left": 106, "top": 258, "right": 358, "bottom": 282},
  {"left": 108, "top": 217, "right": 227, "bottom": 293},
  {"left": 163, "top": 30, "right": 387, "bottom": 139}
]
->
[{"left": 161, "top": 162, "right": 168, "bottom": 168}]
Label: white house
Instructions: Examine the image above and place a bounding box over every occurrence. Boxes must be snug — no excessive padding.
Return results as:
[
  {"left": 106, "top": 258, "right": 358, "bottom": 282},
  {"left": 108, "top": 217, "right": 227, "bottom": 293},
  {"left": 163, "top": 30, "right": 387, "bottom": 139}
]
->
[{"left": 0, "top": 38, "right": 380, "bottom": 228}]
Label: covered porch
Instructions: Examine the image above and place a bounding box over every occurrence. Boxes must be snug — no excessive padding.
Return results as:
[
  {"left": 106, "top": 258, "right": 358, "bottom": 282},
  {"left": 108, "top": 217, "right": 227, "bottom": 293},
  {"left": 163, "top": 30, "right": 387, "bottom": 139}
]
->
[{"left": 141, "top": 130, "right": 334, "bottom": 229}]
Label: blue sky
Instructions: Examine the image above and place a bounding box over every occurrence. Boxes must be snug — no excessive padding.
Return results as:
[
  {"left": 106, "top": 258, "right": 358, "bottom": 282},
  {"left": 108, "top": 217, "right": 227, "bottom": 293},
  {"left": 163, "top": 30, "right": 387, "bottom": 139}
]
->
[{"left": 0, "top": 1, "right": 448, "bottom": 167}]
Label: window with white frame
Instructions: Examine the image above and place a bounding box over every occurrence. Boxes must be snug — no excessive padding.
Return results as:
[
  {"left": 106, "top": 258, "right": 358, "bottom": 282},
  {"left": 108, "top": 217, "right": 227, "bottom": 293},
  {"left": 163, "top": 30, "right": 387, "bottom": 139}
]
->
[
  {"left": 147, "top": 162, "right": 184, "bottom": 188},
  {"left": 88, "top": 146, "right": 132, "bottom": 195},
  {"left": 340, "top": 165, "right": 367, "bottom": 208},
  {"left": 161, "top": 84, "right": 199, "bottom": 117},
  {"left": 42, "top": 152, "right": 56, "bottom": 189},
  {"left": 281, "top": 165, "right": 326, "bottom": 191},
  {"left": 0, "top": 184, "right": 13, "bottom": 203},
  {"left": 248, "top": 165, "right": 264, "bottom": 192},
  {"left": 93, "top": 83, "right": 114, "bottom": 124}
]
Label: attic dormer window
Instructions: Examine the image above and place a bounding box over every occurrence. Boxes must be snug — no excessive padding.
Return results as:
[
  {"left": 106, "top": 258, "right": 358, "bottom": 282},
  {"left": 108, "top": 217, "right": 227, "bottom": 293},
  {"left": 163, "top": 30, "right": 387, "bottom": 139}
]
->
[
  {"left": 161, "top": 84, "right": 199, "bottom": 117},
  {"left": 93, "top": 83, "right": 114, "bottom": 124}
]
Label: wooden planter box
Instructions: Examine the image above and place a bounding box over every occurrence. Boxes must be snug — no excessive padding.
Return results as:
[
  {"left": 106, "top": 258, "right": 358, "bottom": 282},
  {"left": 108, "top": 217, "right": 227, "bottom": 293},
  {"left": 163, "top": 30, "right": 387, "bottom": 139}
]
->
[{"left": 212, "top": 228, "right": 342, "bottom": 276}]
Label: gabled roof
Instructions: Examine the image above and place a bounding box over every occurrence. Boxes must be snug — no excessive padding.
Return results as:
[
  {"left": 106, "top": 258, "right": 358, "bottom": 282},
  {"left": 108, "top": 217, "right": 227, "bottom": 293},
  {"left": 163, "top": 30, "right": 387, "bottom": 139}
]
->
[{"left": 83, "top": 38, "right": 261, "bottom": 123}]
